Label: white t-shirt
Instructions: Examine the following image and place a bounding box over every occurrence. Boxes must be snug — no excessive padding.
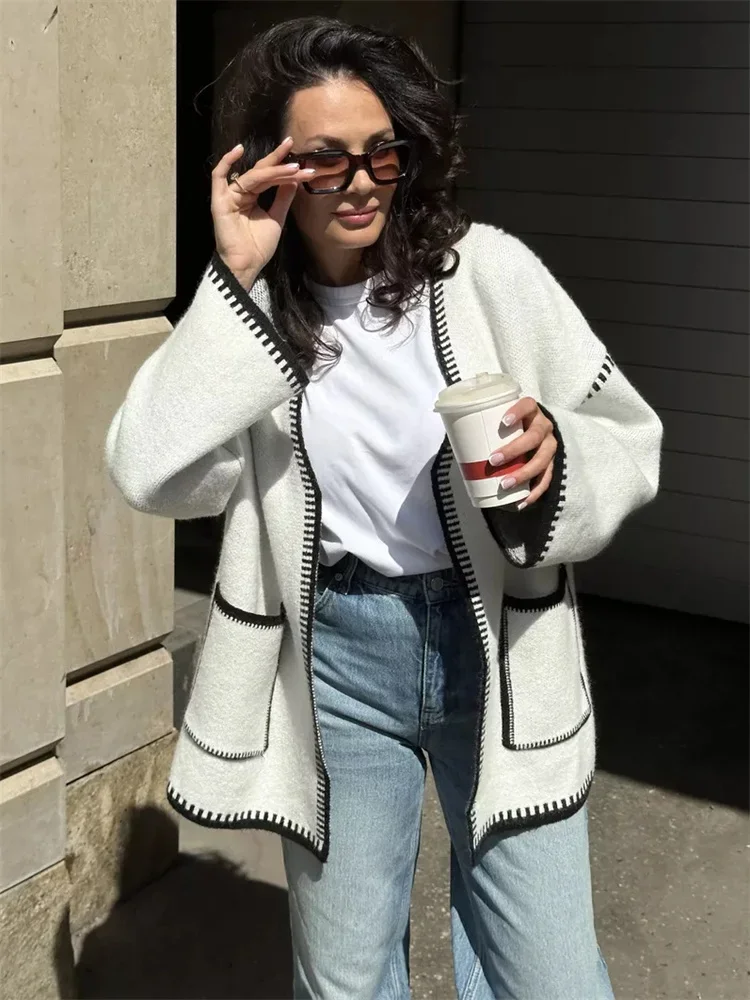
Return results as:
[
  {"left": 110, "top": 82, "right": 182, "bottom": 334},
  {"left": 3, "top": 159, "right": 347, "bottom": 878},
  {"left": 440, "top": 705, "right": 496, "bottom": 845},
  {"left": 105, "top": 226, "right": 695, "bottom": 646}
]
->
[{"left": 301, "top": 270, "right": 453, "bottom": 577}]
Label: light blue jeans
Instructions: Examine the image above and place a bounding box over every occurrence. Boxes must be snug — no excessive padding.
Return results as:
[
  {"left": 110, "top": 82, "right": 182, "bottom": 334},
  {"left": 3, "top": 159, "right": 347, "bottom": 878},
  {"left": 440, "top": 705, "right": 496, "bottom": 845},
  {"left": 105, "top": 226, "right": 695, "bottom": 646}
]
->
[{"left": 282, "top": 552, "right": 615, "bottom": 1000}]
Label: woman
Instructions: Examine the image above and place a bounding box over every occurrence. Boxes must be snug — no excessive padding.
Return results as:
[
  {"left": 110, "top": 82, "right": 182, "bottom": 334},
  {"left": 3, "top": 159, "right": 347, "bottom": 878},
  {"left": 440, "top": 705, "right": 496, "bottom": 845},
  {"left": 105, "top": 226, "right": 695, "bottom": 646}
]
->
[{"left": 106, "top": 16, "right": 662, "bottom": 1000}]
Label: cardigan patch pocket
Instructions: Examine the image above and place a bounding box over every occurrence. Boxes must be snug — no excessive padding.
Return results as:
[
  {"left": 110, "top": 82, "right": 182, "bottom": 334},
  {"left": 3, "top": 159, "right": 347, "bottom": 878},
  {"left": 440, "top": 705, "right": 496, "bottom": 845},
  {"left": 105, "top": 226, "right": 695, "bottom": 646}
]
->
[
  {"left": 183, "top": 582, "right": 284, "bottom": 759},
  {"left": 499, "top": 565, "right": 591, "bottom": 752}
]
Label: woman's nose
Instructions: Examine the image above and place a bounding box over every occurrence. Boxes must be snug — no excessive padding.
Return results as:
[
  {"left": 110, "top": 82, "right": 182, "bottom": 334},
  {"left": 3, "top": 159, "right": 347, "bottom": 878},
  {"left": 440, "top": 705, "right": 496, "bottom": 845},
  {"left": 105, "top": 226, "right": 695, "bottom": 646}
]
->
[{"left": 347, "top": 164, "right": 375, "bottom": 193}]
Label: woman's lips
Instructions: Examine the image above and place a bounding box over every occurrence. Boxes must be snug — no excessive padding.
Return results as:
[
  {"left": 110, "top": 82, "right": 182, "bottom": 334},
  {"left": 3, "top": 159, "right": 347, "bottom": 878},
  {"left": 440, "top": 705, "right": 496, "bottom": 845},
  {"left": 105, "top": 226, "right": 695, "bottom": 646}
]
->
[{"left": 335, "top": 208, "right": 377, "bottom": 225}]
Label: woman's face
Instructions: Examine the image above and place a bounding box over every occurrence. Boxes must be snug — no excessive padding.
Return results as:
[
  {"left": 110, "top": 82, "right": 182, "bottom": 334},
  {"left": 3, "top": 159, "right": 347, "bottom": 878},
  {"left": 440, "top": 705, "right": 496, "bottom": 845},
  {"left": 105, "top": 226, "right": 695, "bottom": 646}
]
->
[{"left": 286, "top": 77, "right": 398, "bottom": 281}]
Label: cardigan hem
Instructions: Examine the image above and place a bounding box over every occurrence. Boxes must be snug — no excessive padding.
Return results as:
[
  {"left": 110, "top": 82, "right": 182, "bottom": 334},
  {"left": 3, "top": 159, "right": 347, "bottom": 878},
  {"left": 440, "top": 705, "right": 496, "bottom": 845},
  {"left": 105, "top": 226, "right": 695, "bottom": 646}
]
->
[
  {"left": 471, "top": 768, "right": 594, "bottom": 865},
  {"left": 166, "top": 782, "right": 328, "bottom": 862}
]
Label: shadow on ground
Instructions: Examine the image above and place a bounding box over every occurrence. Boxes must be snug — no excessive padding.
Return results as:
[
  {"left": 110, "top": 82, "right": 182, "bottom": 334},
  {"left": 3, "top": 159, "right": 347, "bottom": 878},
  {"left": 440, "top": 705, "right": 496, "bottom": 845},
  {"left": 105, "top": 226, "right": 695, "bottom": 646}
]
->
[
  {"left": 580, "top": 593, "right": 749, "bottom": 812},
  {"left": 74, "top": 850, "right": 292, "bottom": 999}
]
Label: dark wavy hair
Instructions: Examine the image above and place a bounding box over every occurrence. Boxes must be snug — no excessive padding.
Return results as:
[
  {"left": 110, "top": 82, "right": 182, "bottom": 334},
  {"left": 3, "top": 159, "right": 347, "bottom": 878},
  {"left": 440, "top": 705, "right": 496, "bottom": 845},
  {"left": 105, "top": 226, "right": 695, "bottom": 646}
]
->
[{"left": 211, "top": 15, "right": 472, "bottom": 371}]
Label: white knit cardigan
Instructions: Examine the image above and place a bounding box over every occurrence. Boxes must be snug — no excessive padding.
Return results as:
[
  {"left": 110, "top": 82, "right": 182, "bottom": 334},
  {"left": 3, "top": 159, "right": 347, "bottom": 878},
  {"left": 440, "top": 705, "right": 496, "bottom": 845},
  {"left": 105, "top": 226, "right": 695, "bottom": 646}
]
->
[{"left": 106, "top": 221, "right": 663, "bottom": 864}]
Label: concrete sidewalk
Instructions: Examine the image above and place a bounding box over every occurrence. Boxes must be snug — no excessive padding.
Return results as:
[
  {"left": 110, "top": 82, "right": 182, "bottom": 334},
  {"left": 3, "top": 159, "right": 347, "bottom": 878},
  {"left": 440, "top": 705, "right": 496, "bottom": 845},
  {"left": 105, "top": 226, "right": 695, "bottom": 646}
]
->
[{"left": 73, "top": 593, "right": 748, "bottom": 999}]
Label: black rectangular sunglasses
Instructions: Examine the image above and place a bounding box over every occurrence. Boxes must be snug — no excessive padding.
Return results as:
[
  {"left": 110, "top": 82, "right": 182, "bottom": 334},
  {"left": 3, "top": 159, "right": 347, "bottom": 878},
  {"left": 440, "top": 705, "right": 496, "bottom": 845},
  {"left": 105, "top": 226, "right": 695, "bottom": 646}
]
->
[{"left": 281, "top": 139, "right": 416, "bottom": 194}]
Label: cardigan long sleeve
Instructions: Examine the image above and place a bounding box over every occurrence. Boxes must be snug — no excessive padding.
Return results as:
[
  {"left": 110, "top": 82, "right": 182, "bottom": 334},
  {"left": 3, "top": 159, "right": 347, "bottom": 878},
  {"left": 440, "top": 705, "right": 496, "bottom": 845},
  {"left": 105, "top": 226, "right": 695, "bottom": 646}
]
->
[
  {"left": 480, "top": 233, "right": 663, "bottom": 569},
  {"left": 105, "top": 251, "right": 307, "bottom": 520}
]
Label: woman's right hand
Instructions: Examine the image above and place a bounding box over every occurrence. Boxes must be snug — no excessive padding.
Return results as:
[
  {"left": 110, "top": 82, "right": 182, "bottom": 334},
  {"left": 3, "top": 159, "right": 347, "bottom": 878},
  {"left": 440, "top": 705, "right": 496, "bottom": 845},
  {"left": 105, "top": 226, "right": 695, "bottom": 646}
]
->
[{"left": 211, "top": 137, "right": 316, "bottom": 289}]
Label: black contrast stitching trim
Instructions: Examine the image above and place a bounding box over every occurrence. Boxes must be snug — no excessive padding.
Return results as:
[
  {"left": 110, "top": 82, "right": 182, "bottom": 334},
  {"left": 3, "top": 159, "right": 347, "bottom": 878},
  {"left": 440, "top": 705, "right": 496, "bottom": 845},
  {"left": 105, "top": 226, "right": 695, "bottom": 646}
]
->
[
  {"left": 503, "top": 565, "right": 567, "bottom": 613},
  {"left": 498, "top": 606, "right": 516, "bottom": 748},
  {"left": 429, "top": 272, "right": 461, "bottom": 383},
  {"left": 499, "top": 569, "right": 592, "bottom": 752},
  {"left": 182, "top": 719, "right": 268, "bottom": 760},
  {"left": 536, "top": 403, "right": 566, "bottom": 564},
  {"left": 214, "top": 581, "right": 285, "bottom": 629},
  {"left": 166, "top": 782, "right": 326, "bottom": 862},
  {"left": 472, "top": 770, "right": 594, "bottom": 864},
  {"left": 289, "top": 394, "right": 331, "bottom": 860},
  {"left": 428, "top": 274, "right": 492, "bottom": 856},
  {"left": 510, "top": 703, "right": 591, "bottom": 751},
  {"left": 208, "top": 251, "right": 309, "bottom": 392},
  {"left": 585, "top": 353, "right": 614, "bottom": 401},
  {"left": 182, "top": 663, "right": 278, "bottom": 761}
]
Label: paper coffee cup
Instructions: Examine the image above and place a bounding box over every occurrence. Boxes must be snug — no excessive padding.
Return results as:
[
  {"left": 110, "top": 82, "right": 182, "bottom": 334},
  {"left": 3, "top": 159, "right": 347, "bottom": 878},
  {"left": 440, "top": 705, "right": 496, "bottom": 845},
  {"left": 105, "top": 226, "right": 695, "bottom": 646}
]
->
[{"left": 434, "top": 373, "right": 531, "bottom": 509}]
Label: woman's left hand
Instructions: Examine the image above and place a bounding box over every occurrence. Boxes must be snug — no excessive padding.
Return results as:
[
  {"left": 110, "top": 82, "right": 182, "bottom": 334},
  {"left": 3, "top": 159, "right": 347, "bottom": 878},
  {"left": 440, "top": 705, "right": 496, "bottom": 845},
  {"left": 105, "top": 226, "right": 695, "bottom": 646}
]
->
[{"left": 488, "top": 397, "right": 557, "bottom": 509}]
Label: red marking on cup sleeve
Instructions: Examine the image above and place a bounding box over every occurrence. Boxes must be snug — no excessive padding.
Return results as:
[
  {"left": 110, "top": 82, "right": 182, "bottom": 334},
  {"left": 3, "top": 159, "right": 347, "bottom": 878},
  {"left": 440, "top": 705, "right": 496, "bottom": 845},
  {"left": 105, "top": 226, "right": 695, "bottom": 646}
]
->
[{"left": 460, "top": 457, "right": 527, "bottom": 481}]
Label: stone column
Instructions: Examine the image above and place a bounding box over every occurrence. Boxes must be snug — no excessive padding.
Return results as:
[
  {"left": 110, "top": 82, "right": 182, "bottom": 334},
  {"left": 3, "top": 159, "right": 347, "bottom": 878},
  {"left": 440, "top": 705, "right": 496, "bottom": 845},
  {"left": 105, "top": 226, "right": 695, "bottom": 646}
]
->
[{"left": 0, "top": 2, "right": 179, "bottom": 995}]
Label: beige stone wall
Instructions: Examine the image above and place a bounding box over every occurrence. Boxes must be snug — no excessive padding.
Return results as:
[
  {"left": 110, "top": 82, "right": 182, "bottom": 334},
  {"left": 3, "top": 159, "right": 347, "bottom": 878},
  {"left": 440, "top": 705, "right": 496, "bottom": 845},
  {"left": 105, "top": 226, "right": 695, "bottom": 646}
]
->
[{"left": 0, "top": 2, "right": 177, "bottom": 996}]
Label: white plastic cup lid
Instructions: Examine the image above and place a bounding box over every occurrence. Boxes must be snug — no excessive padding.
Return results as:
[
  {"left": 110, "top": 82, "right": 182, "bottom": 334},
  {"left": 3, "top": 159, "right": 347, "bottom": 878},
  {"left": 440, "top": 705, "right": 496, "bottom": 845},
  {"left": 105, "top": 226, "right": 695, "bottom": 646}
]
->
[{"left": 434, "top": 372, "right": 521, "bottom": 413}]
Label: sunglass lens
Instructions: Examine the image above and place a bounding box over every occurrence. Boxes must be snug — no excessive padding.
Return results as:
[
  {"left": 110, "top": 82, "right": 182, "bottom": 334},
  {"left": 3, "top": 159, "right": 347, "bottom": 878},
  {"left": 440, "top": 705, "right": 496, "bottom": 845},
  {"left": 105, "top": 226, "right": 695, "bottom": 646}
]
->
[
  {"left": 307, "top": 153, "right": 349, "bottom": 191},
  {"left": 371, "top": 144, "right": 409, "bottom": 181}
]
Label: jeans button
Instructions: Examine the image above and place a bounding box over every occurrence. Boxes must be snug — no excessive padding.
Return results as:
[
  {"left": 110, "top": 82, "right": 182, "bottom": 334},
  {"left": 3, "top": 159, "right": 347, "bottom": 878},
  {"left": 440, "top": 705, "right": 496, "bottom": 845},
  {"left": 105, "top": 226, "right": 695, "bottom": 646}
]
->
[
  {"left": 431, "top": 577, "right": 444, "bottom": 592},
  {"left": 334, "top": 573, "right": 344, "bottom": 582}
]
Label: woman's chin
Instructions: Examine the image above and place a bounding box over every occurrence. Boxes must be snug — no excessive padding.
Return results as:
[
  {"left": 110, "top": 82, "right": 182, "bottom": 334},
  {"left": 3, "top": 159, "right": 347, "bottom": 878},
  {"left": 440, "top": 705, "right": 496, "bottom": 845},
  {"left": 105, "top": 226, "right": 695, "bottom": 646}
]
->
[{"left": 329, "top": 219, "right": 383, "bottom": 246}]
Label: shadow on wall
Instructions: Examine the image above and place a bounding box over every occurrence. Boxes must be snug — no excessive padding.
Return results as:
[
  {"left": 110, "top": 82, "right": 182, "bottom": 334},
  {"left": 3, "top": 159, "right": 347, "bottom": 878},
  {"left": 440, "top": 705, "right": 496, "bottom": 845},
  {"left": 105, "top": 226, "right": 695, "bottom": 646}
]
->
[{"left": 68, "top": 806, "right": 292, "bottom": 999}]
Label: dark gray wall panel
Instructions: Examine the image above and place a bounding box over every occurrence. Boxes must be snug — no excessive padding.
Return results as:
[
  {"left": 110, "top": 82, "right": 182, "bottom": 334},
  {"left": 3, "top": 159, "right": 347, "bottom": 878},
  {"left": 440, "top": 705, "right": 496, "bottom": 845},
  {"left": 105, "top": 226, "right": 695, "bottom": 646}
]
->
[
  {"left": 462, "top": 150, "right": 749, "bottom": 203},
  {"left": 459, "top": 190, "right": 748, "bottom": 247},
  {"left": 463, "top": 21, "right": 749, "bottom": 68},
  {"left": 458, "top": 1, "right": 749, "bottom": 619},
  {"left": 465, "top": 1, "right": 750, "bottom": 24},
  {"left": 461, "top": 67, "right": 749, "bottom": 113}
]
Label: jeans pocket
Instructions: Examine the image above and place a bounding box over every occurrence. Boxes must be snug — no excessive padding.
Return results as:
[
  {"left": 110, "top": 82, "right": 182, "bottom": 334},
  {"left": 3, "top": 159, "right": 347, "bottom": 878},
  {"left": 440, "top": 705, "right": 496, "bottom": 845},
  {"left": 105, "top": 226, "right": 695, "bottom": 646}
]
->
[
  {"left": 314, "top": 560, "right": 347, "bottom": 616},
  {"left": 499, "top": 565, "right": 591, "bottom": 751},
  {"left": 314, "top": 575, "right": 335, "bottom": 616}
]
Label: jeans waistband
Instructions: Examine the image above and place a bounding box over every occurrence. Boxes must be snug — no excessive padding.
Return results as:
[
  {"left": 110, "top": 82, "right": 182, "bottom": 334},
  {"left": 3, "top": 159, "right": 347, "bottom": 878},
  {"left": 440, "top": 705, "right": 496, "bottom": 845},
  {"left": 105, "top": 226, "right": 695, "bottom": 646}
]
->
[{"left": 317, "top": 551, "right": 466, "bottom": 603}]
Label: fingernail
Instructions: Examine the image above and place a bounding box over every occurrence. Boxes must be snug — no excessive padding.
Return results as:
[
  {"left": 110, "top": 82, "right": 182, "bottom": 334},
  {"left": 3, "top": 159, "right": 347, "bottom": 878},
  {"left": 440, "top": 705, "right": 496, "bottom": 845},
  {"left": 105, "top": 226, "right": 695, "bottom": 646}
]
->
[
  {"left": 233, "top": 143, "right": 243, "bottom": 151},
  {"left": 489, "top": 452, "right": 505, "bottom": 467},
  {"left": 517, "top": 501, "right": 528, "bottom": 511},
  {"left": 500, "top": 476, "right": 516, "bottom": 490},
  {"left": 284, "top": 136, "right": 293, "bottom": 144},
  {"left": 502, "top": 413, "right": 517, "bottom": 427}
]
